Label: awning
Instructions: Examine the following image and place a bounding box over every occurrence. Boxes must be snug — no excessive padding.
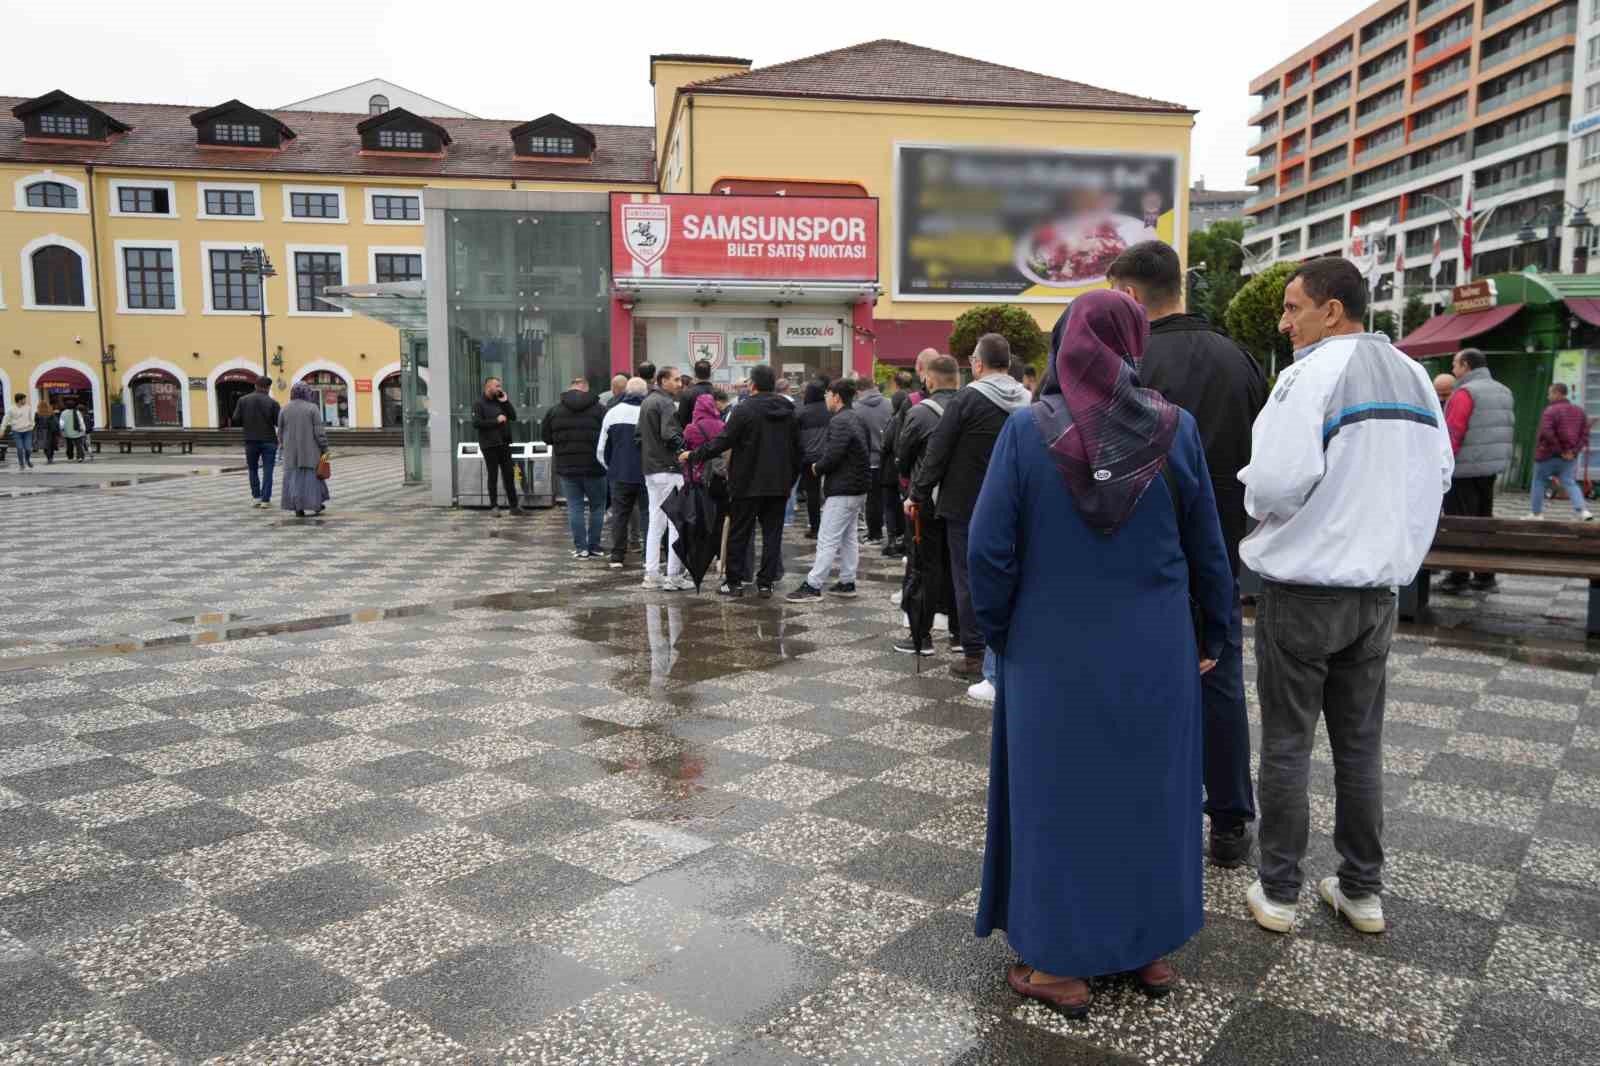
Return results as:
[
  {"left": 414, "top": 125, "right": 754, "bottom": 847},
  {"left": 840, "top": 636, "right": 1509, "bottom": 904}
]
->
[
  {"left": 874, "top": 319, "right": 953, "bottom": 366},
  {"left": 1397, "top": 304, "right": 1523, "bottom": 358},
  {"left": 37, "top": 367, "right": 91, "bottom": 391},
  {"left": 1567, "top": 297, "right": 1600, "bottom": 329},
  {"left": 321, "top": 282, "right": 426, "bottom": 330}
]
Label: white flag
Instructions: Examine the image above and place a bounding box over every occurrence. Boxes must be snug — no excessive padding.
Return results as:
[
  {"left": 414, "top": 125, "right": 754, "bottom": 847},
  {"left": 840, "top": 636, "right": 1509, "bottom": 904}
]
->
[{"left": 1429, "top": 226, "right": 1442, "bottom": 282}]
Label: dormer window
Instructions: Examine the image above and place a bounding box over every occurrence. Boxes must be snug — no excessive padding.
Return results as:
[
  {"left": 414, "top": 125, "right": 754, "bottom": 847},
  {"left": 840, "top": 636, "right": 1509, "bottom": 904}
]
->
[
  {"left": 189, "top": 100, "right": 294, "bottom": 150},
  {"left": 11, "top": 91, "right": 130, "bottom": 144},
  {"left": 39, "top": 114, "right": 90, "bottom": 137},
  {"left": 357, "top": 108, "right": 449, "bottom": 155},
  {"left": 510, "top": 114, "right": 596, "bottom": 161}
]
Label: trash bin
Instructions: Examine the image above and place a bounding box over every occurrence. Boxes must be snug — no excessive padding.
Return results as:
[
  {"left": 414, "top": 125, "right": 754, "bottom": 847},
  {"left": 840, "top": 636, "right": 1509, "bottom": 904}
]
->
[
  {"left": 513, "top": 441, "right": 555, "bottom": 508},
  {"left": 455, "top": 442, "right": 491, "bottom": 508}
]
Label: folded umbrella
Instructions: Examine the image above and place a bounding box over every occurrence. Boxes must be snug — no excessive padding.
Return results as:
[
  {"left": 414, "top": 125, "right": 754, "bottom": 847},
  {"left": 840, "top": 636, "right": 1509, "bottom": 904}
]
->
[
  {"left": 661, "top": 477, "right": 725, "bottom": 592},
  {"left": 901, "top": 510, "right": 941, "bottom": 674}
]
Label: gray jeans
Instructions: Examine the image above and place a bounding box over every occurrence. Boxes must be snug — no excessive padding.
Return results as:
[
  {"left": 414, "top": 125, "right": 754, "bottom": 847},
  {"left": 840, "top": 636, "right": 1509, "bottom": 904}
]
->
[
  {"left": 1256, "top": 581, "right": 1396, "bottom": 904},
  {"left": 806, "top": 494, "right": 864, "bottom": 589}
]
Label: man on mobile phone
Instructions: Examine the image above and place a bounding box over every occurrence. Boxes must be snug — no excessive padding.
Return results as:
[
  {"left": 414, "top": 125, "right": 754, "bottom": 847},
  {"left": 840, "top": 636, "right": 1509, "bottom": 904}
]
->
[{"left": 472, "top": 377, "right": 520, "bottom": 514}]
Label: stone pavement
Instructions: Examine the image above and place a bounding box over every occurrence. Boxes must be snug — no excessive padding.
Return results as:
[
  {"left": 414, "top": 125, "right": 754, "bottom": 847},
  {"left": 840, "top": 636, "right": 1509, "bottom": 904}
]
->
[{"left": 1, "top": 452, "right": 1598, "bottom": 1064}]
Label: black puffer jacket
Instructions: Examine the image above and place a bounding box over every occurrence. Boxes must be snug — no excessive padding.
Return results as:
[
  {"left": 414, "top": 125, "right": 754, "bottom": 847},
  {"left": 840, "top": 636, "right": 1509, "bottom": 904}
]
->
[
  {"left": 796, "top": 390, "right": 832, "bottom": 464},
  {"left": 879, "top": 391, "right": 909, "bottom": 486},
  {"left": 815, "top": 406, "right": 871, "bottom": 498},
  {"left": 540, "top": 389, "right": 606, "bottom": 477},
  {"left": 685, "top": 391, "right": 802, "bottom": 499}
]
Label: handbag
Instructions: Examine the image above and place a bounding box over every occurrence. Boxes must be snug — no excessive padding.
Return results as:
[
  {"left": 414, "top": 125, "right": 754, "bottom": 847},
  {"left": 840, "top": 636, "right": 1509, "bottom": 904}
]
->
[
  {"left": 1159, "top": 462, "right": 1205, "bottom": 653},
  {"left": 315, "top": 453, "right": 331, "bottom": 480}
]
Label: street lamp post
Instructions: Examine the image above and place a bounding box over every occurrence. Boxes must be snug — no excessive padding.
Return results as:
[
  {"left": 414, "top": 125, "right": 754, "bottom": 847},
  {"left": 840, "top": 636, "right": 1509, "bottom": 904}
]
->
[
  {"left": 239, "top": 248, "right": 276, "bottom": 381},
  {"left": 1222, "top": 238, "right": 1273, "bottom": 274},
  {"left": 1516, "top": 203, "right": 1592, "bottom": 274}
]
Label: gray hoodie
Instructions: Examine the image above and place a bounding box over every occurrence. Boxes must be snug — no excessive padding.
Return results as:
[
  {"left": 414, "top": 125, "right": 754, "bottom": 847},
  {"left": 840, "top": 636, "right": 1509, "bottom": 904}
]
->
[
  {"left": 854, "top": 389, "right": 892, "bottom": 470},
  {"left": 969, "top": 374, "right": 1032, "bottom": 414}
]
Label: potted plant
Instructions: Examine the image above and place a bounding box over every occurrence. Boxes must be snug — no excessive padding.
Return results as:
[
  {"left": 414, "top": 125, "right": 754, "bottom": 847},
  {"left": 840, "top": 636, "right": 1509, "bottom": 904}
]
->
[{"left": 108, "top": 389, "right": 128, "bottom": 429}]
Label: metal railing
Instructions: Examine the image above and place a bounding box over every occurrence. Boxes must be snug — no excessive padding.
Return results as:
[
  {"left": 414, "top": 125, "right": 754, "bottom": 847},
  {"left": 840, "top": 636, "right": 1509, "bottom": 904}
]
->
[
  {"left": 1311, "top": 154, "right": 1349, "bottom": 180},
  {"left": 1416, "top": 0, "right": 1462, "bottom": 22},
  {"left": 1416, "top": 22, "right": 1472, "bottom": 63},
  {"left": 1245, "top": 189, "right": 1276, "bottom": 209},
  {"left": 1413, "top": 67, "right": 1471, "bottom": 106},
  {"left": 1360, "top": 60, "right": 1406, "bottom": 87},
  {"left": 1478, "top": 68, "right": 1574, "bottom": 115},
  {"left": 1473, "top": 115, "right": 1565, "bottom": 158},
  {"left": 1358, "top": 97, "right": 1404, "bottom": 128},
  {"left": 1481, "top": 17, "right": 1579, "bottom": 74},
  {"left": 1313, "top": 89, "right": 1351, "bottom": 116},
  {"left": 1411, "top": 109, "right": 1467, "bottom": 142},
  {"left": 1360, "top": 21, "right": 1407, "bottom": 53},
  {"left": 1247, "top": 159, "right": 1277, "bottom": 181},
  {"left": 1483, "top": 0, "right": 1546, "bottom": 30},
  {"left": 1354, "top": 136, "right": 1404, "bottom": 165},
  {"left": 1316, "top": 55, "right": 1352, "bottom": 82},
  {"left": 1278, "top": 233, "right": 1303, "bottom": 253},
  {"left": 1279, "top": 201, "right": 1308, "bottom": 223},
  {"left": 1311, "top": 122, "right": 1351, "bottom": 150},
  {"left": 1474, "top": 166, "right": 1564, "bottom": 201}
]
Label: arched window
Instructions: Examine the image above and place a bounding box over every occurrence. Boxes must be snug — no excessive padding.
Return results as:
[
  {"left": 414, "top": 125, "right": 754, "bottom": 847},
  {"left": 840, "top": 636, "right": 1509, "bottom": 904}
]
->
[
  {"left": 369, "top": 94, "right": 389, "bottom": 115},
  {"left": 31, "top": 245, "right": 85, "bottom": 306},
  {"left": 25, "top": 181, "right": 78, "bottom": 209},
  {"left": 129, "top": 368, "right": 183, "bottom": 427}
]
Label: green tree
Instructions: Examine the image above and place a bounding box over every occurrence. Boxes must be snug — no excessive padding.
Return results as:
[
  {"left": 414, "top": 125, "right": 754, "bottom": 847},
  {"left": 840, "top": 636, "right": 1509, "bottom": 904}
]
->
[
  {"left": 1402, "top": 295, "right": 1430, "bottom": 336},
  {"left": 949, "top": 305, "right": 1047, "bottom": 371},
  {"left": 1372, "top": 310, "right": 1398, "bottom": 338},
  {"left": 1186, "top": 220, "right": 1248, "bottom": 325},
  {"left": 1224, "top": 261, "right": 1298, "bottom": 370}
]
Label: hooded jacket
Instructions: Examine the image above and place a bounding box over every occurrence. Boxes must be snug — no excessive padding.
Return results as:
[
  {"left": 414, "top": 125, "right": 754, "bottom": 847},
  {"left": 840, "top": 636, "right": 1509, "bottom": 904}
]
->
[
  {"left": 681, "top": 392, "right": 727, "bottom": 484},
  {"left": 1140, "top": 312, "right": 1269, "bottom": 577},
  {"left": 676, "top": 379, "right": 716, "bottom": 431},
  {"left": 541, "top": 389, "right": 606, "bottom": 477},
  {"left": 910, "top": 373, "right": 1030, "bottom": 522},
  {"left": 637, "top": 387, "right": 684, "bottom": 476},
  {"left": 685, "top": 390, "right": 802, "bottom": 498},
  {"left": 815, "top": 405, "right": 871, "bottom": 497},
  {"left": 597, "top": 394, "right": 644, "bottom": 485},
  {"left": 854, "top": 388, "right": 892, "bottom": 470},
  {"left": 796, "top": 386, "right": 832, "bottom": 464}
]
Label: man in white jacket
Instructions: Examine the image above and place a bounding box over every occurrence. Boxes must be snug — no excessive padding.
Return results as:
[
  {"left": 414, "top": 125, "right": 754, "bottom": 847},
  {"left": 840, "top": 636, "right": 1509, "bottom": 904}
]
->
[{"left": 1239, "top": 257, "right": 1453, "bottom": 938}]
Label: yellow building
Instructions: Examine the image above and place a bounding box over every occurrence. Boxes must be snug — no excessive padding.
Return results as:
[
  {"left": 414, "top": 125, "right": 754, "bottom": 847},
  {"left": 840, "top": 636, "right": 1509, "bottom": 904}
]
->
[{"left": 0, "top": 91, "right": 654, "bottom": 429}]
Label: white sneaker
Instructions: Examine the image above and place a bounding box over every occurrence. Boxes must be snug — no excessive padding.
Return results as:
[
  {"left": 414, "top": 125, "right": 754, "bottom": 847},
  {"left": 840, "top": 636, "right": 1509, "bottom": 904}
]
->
[
  {"left": 664, "top": 574, "right": 694, "bottom": 591},
  {"left": 1521, "top": 512, "right": 1544, "bottom": 521},
  {"left": 1318, "top": 876, "right": 1385, "bottom": 933},
  {"left": 1246, "top": 880, "right": 1296, "bottom": 933},
  {"left": 890, "top": 591, "right": 903, "bottom": 607},
  {"left": 1583, "top": 511, "right": 1595, "bottom": 522},
  {"left": 966, "top": 679, "right": 995, "bottom": 703},
  {"left": 640, "top": 574, "right": 663, "bottom": 590}
]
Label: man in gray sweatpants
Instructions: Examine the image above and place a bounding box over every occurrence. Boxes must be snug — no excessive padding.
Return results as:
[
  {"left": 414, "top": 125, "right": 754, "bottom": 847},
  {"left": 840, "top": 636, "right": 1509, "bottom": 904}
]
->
[{"left": 1237, "top": 257, "right": 1453, "bottom": 936}]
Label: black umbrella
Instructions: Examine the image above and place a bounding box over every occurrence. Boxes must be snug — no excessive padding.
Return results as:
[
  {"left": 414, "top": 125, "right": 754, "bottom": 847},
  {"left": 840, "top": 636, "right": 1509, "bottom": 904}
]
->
[
  {"left": 661, "top": 477, "right": 724, "bottom": 592},
  {"left": 901, "top": 509, "right": 943, "bottom": 674}
]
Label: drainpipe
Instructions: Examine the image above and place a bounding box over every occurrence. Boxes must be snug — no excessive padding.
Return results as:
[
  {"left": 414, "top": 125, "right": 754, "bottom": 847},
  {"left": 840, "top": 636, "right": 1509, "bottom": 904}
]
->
[
  {"left": 85, "top": 163, "right": 110, "bottom": 425},
  {"left": 686, "top": 97, "right": 694, "bottom": 193}
]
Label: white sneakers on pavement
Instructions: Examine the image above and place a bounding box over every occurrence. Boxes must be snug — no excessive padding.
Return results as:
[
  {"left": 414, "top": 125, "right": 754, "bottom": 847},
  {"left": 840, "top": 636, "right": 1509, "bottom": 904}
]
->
[
  {"left": 967, "top": 679, "right": 995, "bottom": 703},
  {"left": 640, "top": 574, "right": 663, "bottom": 590},
  {"left": 1246, "top": 881, "right": 1295, "bottom": 933},
  {"left": 663, "top": 574, "right": 694, "bottom": 592},
  {"left": 1318, "top": 876, "right": 1385, "bottom": 933}
]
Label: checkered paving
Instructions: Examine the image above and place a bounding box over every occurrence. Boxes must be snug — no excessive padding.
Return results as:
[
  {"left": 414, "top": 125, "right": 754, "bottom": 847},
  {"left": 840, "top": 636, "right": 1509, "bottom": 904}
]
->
[{"left": 1, "top": 451, "right": 1597, "bottom": 1064}]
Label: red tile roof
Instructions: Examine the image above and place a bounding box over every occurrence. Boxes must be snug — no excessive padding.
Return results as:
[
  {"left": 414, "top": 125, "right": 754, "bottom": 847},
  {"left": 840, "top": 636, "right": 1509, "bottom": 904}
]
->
[
  {"left": 0, "top": 97, "right": 656, "bottom": 184},
  {"left": 686, "top": 40, "right": 1191, "bottom": 114}
]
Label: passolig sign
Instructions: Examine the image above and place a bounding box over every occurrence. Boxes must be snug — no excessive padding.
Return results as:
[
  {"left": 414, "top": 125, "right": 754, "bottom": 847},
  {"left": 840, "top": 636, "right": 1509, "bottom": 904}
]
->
[{"left": 612, "top": 193, "right": 878, "bottom": 282}]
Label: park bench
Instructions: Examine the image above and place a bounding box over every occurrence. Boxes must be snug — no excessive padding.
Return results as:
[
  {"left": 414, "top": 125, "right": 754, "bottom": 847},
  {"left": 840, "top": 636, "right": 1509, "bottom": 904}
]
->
[{"left": 1401, "top": 515, "right": 1600, "bottom": 635}]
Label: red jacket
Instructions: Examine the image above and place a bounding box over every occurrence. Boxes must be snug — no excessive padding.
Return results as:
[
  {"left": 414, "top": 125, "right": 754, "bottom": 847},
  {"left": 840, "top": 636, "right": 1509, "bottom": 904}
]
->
[{"left": 1536, "top": 399, "right": 1588, "bottom": 461}]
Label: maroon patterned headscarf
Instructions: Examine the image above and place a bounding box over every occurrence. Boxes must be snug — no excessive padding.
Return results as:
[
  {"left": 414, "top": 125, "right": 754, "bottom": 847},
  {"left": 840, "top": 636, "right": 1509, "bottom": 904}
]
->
[{"left": 1032, "top": 289, "right": 1179, "bottom": 534}]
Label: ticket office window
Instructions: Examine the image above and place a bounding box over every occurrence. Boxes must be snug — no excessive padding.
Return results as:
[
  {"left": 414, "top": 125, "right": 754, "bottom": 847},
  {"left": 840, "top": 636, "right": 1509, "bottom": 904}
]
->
[{"left": 630, "top": 314, "right": 846, "bottom": 386}]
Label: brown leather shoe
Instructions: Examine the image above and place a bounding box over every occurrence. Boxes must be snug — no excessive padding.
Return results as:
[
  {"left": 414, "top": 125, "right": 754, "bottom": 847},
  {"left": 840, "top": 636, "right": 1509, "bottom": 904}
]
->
[
  {"left": 1134, "top": 958, "right": 1176, "bottom": 998},
  {"left": 1007, "top": 964, "right": 1091, "bottom": 1018},
  {"left": 951, "top": 655, "right": 984, "bottom": 681}
]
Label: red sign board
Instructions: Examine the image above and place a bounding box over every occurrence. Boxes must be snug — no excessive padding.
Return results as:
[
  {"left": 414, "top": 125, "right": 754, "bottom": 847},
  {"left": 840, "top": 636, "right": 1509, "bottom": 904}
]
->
[
  {"left": 354, "top": 378, "right": 373, "bottom": 393},
  {"left": 611, "top": 193, "right": 878, "bottom": 282}
]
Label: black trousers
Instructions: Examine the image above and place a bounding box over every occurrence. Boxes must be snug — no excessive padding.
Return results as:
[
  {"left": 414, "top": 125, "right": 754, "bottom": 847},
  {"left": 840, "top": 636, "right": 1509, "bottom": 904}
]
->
[
  {"left": 945, "top": 517, "right": 983, "bottom": 658},
  {"left": 481, "top": 444, "right": 517, "bottom": 509},
  {"left": 728, "top": 495, "right": 787, "bottom": 587},
  {"left": 609, "top": 481, "right": 647, "bottom": 561},
  {"left": 865, "top": 477, "right": 884, "bottom": 540},
  {"left": 798, "top": 468, "right": 823, "bottom": 533},
  {"left": 1443, "top": 474, "right": 1497, "bottom": 581},
  {"left": 882, "top": 480, "right": 906, "bottom": 542}
]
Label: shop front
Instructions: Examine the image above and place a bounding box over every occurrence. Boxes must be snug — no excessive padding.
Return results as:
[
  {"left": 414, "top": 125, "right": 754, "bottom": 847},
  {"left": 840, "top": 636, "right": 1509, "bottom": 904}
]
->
[
  {"left": 609, "top": 193, "right": 879, "bottom": 383},
  {"left": 35, "top": 365, "right": 94, "bottom": 414},
  {"left": 215, "top": 368, "right": 261, "bottom": 430},
  {"left": 128, "top": 368, "right": 183, "bottom": 428}
]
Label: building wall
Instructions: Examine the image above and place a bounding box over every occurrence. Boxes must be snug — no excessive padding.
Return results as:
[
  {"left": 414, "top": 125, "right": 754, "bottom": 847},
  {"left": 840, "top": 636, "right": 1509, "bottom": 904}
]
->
[
  {"left": 683, "top": 94, "right": 1194, "bottom": 336},
  {"left": 1563, "top": 2, "right": 1600, "bottom": 271},
  {"left": 281, "top": 80, "right": 475, "bottom": 119},
  {"left": 0, "top": 164, "right": 651, "bottom": 427}
]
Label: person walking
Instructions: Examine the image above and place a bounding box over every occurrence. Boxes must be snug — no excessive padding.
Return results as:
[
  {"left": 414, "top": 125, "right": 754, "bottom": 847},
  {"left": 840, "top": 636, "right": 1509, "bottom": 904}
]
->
[
  {"left": 1240, "top": 258, "right": 1452, "bottom": 936},
  {"left": 4, "top": 394, "right": 35, "bottom": 470},
  {"left": 1528, "top": 382, "right": 1592, "bottom": 521},
  {"left": 278, "top": 382, "right": 331, "bottom": 518},
  {"left": 855, "top": 378, "right": 893, "bottom": 545},
  {"left": 893, "top": 355, "right": 961, "bottom": 655},
  {"left": 638, "top": 366, "right": 690, "bottom": 591},
  {"left": 1439, "top": 347, "right": 1513, "bottom": 592},
  {"left": 788, "top": 378, "right": 870, "bottom": 601},
  {"left": 908, "top": 334, "right": 1031, "bottom": 681},
  {"left": 676, "top": 359, "right": 716, "bottom": 429},
  {"left": 472, "top": 377, "right": 520, "bottom": 515},
  {"left": 795, "top": 382, "right": 832, "bottom": 539},
  {"left": 33, "top": 398, "right": 57, "bottom": 465},
  {"left": 683, "top": 365, "right": 802, "bottom": 599},
  {"left": 232, "top": 375, "right": 281, "bottom": 510},
  {"left": 58, "top": 399, "right": 87, "bottom": 462},
  {"left": 970, "top": 289, "right": 1234, "bottom": 1016},
  {"left": 598, "top": 377, "right": 649, "bottom": 569},
  {"left": 542, "top": 376, "right": 608, "bottom": 558},
  {"left": 1108, "top": 240, "right": 1269, "bottom": 869}
]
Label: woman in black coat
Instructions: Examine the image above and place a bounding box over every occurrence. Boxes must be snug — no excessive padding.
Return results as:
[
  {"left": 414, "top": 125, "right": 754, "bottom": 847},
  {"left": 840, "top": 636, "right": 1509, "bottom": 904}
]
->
[{"left": 794, "top": 383, "right": 832, "bottom": 539}]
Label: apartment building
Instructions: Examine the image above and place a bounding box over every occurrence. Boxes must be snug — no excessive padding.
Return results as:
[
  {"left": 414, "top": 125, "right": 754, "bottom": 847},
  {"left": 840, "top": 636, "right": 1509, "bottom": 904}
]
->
[
  {"left": 1562, "top": 1, "right": 1600, "bottom": 269},
  {"left": 1245, "top": 0, "right": 1578, "bottom": 315}
]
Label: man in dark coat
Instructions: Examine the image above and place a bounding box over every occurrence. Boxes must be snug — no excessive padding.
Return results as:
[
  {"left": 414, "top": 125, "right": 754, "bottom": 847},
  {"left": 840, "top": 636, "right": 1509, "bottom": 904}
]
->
[
  {"left": 894, "top": 355, "right": 961, "bottom": 655},
  {"left": 1108, "top": 239, "right": 1269, "bottom": 869},
  {"left": 232, "top": 375, "right": 282, "bottom": 509},
  {"left": 794, "top": 383, "right": 832, "bottom": 538},
  {"left": 542, "top": 377, "right": 608, "bottom": 558},
  {"left": 598, "top": 377, "right": 648, "bottom": 568},
  {"left": 788, "top": 378, "right": 871, "bottom": 601},
  {"left": 471, "top": 376, "right": 520, "bottom": 514},
  {"left": 682, "top": 364, "right": 802, "bottom": 598},
  {"left": 676, "top": 359, "right": 716, "bottom": 429}
]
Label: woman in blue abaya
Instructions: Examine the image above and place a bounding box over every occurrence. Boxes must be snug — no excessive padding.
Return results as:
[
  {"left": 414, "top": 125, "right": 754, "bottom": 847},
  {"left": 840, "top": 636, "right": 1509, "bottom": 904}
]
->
[{"left": 970, "top": 289, "right": 1233, "bottom": 1016}]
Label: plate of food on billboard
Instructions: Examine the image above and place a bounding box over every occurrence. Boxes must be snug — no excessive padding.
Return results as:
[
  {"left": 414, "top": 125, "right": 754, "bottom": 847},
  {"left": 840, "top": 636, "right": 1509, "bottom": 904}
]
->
[{"left": 895, "top": 145, "right": 1180, "bottom": 302}]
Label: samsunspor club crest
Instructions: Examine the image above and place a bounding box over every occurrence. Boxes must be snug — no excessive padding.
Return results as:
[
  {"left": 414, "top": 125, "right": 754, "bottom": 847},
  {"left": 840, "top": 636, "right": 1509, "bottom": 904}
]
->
[{"left": 622, "top": 203, "right": 671, "bottom": 273}]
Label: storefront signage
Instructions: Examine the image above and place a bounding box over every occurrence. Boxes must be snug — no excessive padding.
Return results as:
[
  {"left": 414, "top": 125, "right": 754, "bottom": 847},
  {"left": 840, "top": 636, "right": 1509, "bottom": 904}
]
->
[
  {"left": 1573, "top": 114, "right": 1600, "bottom": 138},
  {"left": 730, "top": 334, "right": 769, "bottom": 364},
  {"left": 1452, "top": 280, "right": 1496, "bottom": 313},
  {"left": 355, "top": 379, "right": 373, "bottom": 393},
  {"left": 187, "top": 377, "right": 207, "bottom": 390},
  {"left": 894, "top": 143, "right": 1180, "bottom": 303},
  {"left": 687, "top": 332, "right": 725, "bottom": 368},
  {"left": 778, "top": 318, "right": 843, "bottom": 347},
  {"left": 611, "top": 194, "right": 878, "bottom": 281}
]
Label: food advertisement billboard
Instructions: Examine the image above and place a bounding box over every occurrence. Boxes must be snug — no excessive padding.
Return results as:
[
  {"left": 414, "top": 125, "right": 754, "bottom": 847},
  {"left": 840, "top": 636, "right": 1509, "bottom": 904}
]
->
[{"left": 894, "top": 144, "right": 1181, "bottom": 303}]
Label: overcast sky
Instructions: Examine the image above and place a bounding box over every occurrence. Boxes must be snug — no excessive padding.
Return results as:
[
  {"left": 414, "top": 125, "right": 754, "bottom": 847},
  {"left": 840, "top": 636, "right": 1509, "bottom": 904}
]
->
[{"left": 2, "top": 0, "right": 1367, "bottom": 190}]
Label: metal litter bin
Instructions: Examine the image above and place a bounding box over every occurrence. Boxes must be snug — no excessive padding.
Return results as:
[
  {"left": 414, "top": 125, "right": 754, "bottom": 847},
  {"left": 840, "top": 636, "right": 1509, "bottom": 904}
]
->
[
  {"left": 513, "top": 442, "right": 555, "bottom": 508},
  {"left": 454, "top": 442, "right": 492, "bottom": 508}
]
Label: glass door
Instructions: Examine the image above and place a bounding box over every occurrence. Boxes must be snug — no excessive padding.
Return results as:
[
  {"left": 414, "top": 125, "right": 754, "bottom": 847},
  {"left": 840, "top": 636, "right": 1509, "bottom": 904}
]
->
[{"left": 401, "top": 331, "right": 429, "bottom": 485}]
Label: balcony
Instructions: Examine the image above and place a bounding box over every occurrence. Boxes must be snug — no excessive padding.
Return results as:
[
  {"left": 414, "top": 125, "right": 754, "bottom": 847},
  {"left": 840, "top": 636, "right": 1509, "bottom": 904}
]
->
[
  {"left": 1355, "top": 137, "right": 1404, "bottom": 165},
  {"left": 1416, "top": 0, "right": 1466, "bottom": 24},
  {"left": 1361, "top": 21, "right": 1407, "bottom": 53},
  {"left": 1313, "top": 90, "right": 1351, "bottom": 116},
  {"left": 1245, "top": 189, "right": 1276, "bottom": 209},
  {"left": 1480, "top": 16, "right": 1579, "bottom": 76},
  {"left": 1415, "top": 23, "right": 1472, "bottom": 64},
  {"left": 1352, "top": 166, "right": 1416, "bottom": 200},
  {"left": 1475, "top": 165, "right": 1564, "bottom": 200},
  {"left": 1360, "top": 61, "right": 1406, "bottom": 88},
  {"left": 1478, "top": 68, "right": 1573, "bottom": 116},
  {"left": 1483, "top": 0, "right": 1548, "bottom": 30},
  {"left": 1282, "top": 105, "right": 1310, "bottom": 132},
  {"left": 1358, "top": 97, "right": 1404, "bottom": 129},
  {"left": 1407, "top": 229, "right": 1461, "bottom": 256},
  {"left": 1285, "top": 73, "right": 1310, "bottom": 95},
  {"left": 1311, "top": 123, "right": 1352, "bottom": 150},
  {"left": 1316, "top": 54, "right": 1352, "bottom": 82},
  {"left": 1279, "top": 232, "right": 1304, "bottom": 253},
  {"left": 1413, "top": 67, "right": 1471, "bottom": 106},
  {"left": 1473, "top": 115, "right": 1566, "bottom": 158},
  {"left": 1247, "top": 158, "right": 1277, "bottom": 182}
]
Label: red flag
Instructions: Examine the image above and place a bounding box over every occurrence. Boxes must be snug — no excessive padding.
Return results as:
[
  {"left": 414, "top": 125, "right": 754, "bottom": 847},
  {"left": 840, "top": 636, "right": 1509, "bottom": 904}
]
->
[{"left": 1461, "top": 192, "right": 1473, "bottom": 282}]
